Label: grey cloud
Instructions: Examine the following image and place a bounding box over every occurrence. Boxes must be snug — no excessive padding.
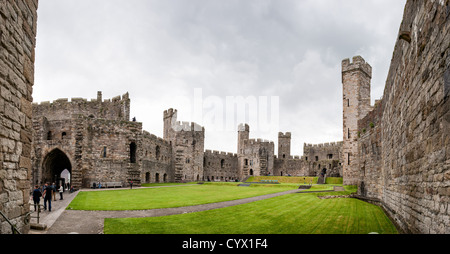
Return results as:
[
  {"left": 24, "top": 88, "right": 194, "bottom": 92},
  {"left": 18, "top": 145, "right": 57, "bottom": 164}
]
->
[{"left": 34, "top": 0, "right": 407, "bottom": 154}]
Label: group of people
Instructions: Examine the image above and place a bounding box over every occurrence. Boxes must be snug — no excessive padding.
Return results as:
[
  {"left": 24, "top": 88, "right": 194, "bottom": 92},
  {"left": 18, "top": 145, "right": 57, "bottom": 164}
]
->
[{"left": 31, "top": 182, "right": 66, "bottom": 212}]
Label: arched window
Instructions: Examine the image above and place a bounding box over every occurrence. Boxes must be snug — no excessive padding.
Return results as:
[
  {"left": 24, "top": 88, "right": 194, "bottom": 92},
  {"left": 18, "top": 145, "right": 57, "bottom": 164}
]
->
[
  {"left": 221, "top": 159, "right": 225, "bottom": 168},
  {"left": 130, "top": 142, "right": 137, "bottom": 163},
  {"left": 47, "top": 131, "right": 52, "bottom": 140}
]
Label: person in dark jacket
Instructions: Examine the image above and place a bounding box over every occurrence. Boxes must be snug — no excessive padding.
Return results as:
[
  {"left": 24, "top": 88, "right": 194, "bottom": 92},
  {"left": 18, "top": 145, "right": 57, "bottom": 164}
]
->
[
  {"left": 42, "top": 183, "right": 53, "bottom": 212},
  {"left": 32, "top": 185, "right": 42, "bottom": 212}
]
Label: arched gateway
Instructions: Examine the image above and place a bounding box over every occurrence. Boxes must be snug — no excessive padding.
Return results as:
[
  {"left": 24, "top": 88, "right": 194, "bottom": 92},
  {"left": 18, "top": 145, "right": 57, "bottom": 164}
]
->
[{"left": 41, "top": 149, "right": 72, "bottom": 187}]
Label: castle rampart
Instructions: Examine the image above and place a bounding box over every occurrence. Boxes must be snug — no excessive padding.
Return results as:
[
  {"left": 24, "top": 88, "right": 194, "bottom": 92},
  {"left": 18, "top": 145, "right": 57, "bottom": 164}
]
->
[
  {"left": 32, "top": 91, "right": 130, "bottom": 122},
  {"left": 0, "top": 0, "right": 38, "bottom": 234},
  {"left": 347, "top": 0, "right": 449, "bottom": 234}
]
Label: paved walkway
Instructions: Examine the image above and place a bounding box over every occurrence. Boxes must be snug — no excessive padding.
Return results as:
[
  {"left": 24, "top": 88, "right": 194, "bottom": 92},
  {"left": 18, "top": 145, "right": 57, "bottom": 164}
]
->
[{"left": 28, "top": 186, "right": 301, "bottom": 234}]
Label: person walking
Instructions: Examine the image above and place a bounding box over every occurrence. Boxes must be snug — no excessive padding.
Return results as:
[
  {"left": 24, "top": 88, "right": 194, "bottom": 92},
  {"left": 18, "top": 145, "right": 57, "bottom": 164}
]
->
[
  {"left": 32, "top": 185, "right": 42, "bottom": 212},
  {"left": 130, "top": 180, "right": 133, "bottom": 189},
  {"left": 42, "top": 183, "right": 52, "bottom": 212},
  {"left": 51, "top": 182, "right": 57, "bottom": 201},
  {"left": 59, "top": 185, "right": 64, "bottom": 200}
]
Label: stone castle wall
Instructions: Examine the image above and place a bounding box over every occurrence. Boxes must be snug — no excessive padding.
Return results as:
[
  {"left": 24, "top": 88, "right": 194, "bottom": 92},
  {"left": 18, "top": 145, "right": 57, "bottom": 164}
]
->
[
  {"left": 239, "top": 138, "right": 274, "bottom": 177},
  {"left": 203, "top": 150, "right": 238, "bottom": 181},
  {"left": 33, "top": 91, "right": 130, "bottom": 122},
  {"left": 0, "top": 0, "right": 38, "bottom": 234},
  {"left": 355, "top": 0, "right": 449, "bottom": 234},
  {"left": 303, "top": 142, "right": 343, "bottom": 177},
  {"left": 273, "top": 156, "right": 306, "bottom": 177},
  {"left": 163, "top": 108, "right": 205, "bottom": 182},
  {"left": 357, "top": 100, "right": 383, "bottom": 199},
  {"left": 31, "top": 93, "right": 177, "bottom": 188},
  {"left": 140, "top": 131, "right": 173, "bottom": 183}
]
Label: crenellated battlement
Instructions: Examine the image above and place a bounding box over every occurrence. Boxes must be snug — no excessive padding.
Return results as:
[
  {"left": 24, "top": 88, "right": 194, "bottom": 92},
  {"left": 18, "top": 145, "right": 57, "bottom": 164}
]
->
[
  {"left": 32, "top": 91, "right": 131, "bottom": 122},
  {"left": 278, "top": 132, "right": 291, "bottom": 138},
  {"left": 32, "top": 91, "right": 130, "bottom": 106},
  {"left": 204, "top": 149, "right": 237, "bottom": 157},
  {"left": 171, "top": 121, "right": 204, "bottom": 132},
  {"left": 244, "top": 138, "right": 274, "bottom": 145},
  {"left": 238, "top": 123, "right": 250, "bottom": 132},
  {"left": 163, "top": 108, "right": 177, "bottom": 119},
  {"left": 341, "top": 55, "right": 372, "bottom": 79},
  {"left": 303, "top": 141, "right": 343, "bottom": 148}
]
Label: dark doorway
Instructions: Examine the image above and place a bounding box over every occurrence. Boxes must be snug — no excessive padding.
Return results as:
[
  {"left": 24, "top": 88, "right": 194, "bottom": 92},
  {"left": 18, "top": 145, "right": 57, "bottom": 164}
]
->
[
  {"left": 130, "top": 142, "right": 137, "bottom": 163},
  {"left": 42, "top": 149, "right": 72, "bottom": 185}
]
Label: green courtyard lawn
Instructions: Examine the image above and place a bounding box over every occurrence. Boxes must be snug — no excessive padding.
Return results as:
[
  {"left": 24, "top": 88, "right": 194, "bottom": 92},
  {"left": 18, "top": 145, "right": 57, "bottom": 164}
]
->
[
  {"left": 67, "top": 183, "right": 299, "bottom": 211},
  {"left": 103, "top": 186, "right": 397, "bottom": 234},
  {"left": 67, "top": 182, "right": 397, "bottom": 234}
]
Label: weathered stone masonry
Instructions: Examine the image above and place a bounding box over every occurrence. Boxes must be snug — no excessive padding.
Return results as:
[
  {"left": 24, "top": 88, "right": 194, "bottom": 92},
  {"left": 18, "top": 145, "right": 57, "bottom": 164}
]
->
[
  {"left": 351, "top": 0, "right": 449, "bottom": 234},
  {"left": 0, "top": 0, "right": 38, "bottom": 234},
  {"left": 32, "top": 93, "right": 175, "bottom": 189}
]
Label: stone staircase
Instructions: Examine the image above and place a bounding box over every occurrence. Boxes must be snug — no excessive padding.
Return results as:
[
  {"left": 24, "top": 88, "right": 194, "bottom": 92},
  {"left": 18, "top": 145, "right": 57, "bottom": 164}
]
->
[{"left": 127, "top": 163, "right": 141, "bottom": 186}]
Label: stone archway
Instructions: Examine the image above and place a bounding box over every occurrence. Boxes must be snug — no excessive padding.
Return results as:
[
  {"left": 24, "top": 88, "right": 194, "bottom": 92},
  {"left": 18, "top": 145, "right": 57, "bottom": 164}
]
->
[{"left": 42, "top": 149, "right": 72, "bottom": 186}]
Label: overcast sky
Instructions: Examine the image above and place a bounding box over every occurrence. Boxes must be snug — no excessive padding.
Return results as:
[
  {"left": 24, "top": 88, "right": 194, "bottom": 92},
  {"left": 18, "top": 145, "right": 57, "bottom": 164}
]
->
[{"left": 34, "top": 0, "right": 407, "bottom": 155}]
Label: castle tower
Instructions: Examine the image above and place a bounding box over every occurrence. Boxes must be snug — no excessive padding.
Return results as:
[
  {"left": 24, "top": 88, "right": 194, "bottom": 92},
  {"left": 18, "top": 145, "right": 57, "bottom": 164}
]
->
[
  {"left": 278, "top": 132, "right": 291, "bottom": 159},
  {"left": 341, "top": 56, "right": 372, "bottom": 185},
  {"left": 237, "top": 123, "right": 250, "bottom": 154},
  {"left": 97, "top": 91, "right": 102, "bottom": 102},
  {"left": 163, "top": 108, "right": 177, "bottom": 140}
]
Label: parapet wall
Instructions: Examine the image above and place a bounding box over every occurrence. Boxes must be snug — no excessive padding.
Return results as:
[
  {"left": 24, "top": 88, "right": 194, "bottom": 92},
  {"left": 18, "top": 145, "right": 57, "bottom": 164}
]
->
[
  {"left": 359, "top": 0, "right": 449, "bottom": 234},
  {"left": 204, "top": 150, "right": 237, "bottom": 157},
  {"left": 32, "top": 91, "right": 130, "bottom": 122},
  {"left": 243, "top": 138, "right": 274, "bottom": 146},
  {"left": 304, "top": 141, "right": 343, "bottom": 148},
  {"left": 278, "top": 132, "right": 291, "bottom": 138},
  {"left": 341, "top": 56, "right": 372, "bottom": 79}
]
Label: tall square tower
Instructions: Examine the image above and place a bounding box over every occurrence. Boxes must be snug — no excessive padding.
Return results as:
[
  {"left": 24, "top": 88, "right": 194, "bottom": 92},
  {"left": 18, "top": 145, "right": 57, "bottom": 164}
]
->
[{"left": 341, "top": 56, "right": 372, "bottom": 185}]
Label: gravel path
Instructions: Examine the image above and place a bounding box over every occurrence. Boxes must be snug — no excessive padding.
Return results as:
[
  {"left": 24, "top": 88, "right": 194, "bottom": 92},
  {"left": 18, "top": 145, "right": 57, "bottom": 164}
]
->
[{"left": 29, "top": 187, "right": 301, "bottom": 234}]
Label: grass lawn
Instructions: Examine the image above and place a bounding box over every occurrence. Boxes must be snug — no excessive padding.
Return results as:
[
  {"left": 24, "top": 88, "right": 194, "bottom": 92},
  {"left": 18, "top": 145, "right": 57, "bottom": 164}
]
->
[
  {"left": 67, "top": 183, "right": 298, "bottom": 211},
  {"left": 104, "top": 186, "right": 397, "bottom": 234}
]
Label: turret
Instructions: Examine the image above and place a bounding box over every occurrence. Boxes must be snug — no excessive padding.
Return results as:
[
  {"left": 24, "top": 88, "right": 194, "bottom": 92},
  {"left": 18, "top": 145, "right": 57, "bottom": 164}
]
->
[
  {"left": 163, "top": 108, "right": 177, "bottom": 140},
  {"left": 278, "top": 132, "right": 291, "bottom": 159},
  {"left": 341, "top": 56, "right": 372, "bottom": 185},
  {"left": 237, "top": 123, "right": 250, "bottom": 154}
]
